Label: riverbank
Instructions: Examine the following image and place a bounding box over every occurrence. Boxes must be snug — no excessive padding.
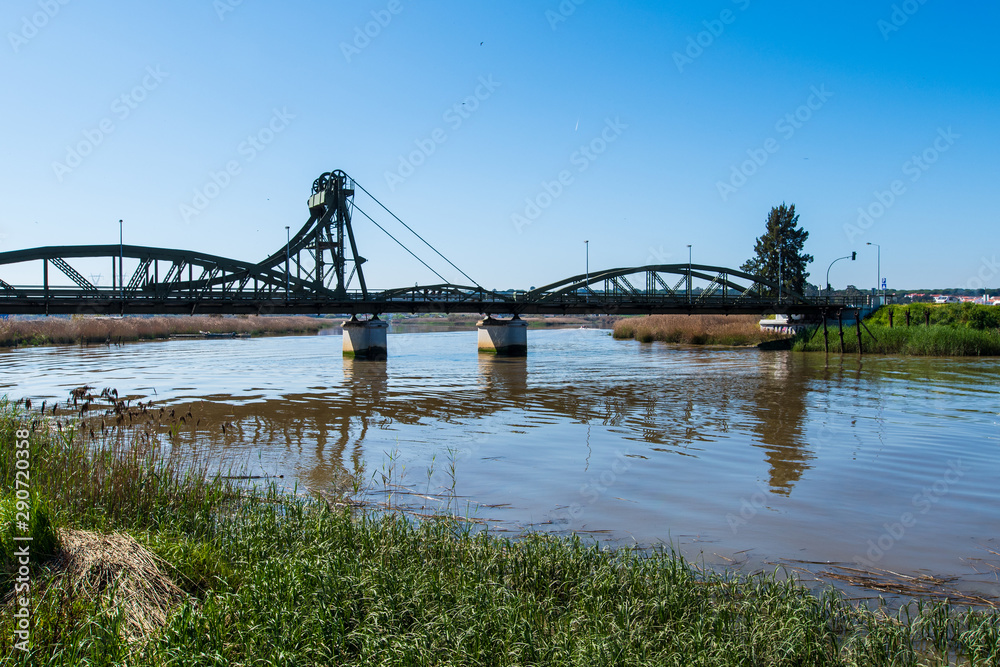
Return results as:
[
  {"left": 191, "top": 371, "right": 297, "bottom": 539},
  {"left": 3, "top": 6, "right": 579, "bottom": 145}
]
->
[
  {"left": 0, "top": 315, "right": 334, "bottom": 349},
  {"left": 613, "top": 314, "right": 788, "bottom": 346},
  {"left": 2, "top": 396, "right": 997, "bottom": 664},
  {"left": 793, "top": 304, "right": 1000, "bottom": 355}
]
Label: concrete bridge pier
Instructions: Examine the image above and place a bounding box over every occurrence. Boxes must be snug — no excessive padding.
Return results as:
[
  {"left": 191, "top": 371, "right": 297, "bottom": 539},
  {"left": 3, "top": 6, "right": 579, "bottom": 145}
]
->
[
  {"left": 342, "top": 316, "right": 388, "bottom": 360},
  {"left": 477, "top": 316, "right": 527, "bottom": 356}
]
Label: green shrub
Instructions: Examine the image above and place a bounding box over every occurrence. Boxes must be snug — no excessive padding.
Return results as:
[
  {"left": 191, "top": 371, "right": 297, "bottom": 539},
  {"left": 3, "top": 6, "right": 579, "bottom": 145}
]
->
[
  {"left": 969, "top": 306, "right": 1000, "bottom": 330},
  {"left": 908, "top": 302, "right": 930, "bottom": 324}
]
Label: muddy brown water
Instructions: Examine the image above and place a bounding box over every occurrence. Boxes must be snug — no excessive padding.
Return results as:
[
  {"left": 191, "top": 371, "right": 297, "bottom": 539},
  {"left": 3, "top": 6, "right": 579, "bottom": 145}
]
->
[{"left": 3, "top": 327, "right": 999, "bottom": 601}]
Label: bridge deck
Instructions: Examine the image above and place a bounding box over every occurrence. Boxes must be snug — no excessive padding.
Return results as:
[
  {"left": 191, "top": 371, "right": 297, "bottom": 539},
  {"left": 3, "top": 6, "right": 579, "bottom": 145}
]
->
[{"left": 0, "top": 287, "right": 868, "bottom": 317}]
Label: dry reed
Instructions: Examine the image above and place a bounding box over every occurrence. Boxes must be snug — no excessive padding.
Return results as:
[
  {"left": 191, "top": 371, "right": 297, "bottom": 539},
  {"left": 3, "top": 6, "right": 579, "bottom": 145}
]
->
[
  {"left": 613, "top": 314, "right": 788, "bottom": 346},
  {"left": 818, "top": 565, "right": 1000, "bottom": 608},
  {"left": 0, "top": 315, "right": 330, "bottom": 348},
  {"left": 48, "top": 529, "right": 185, "bottom": 644}
]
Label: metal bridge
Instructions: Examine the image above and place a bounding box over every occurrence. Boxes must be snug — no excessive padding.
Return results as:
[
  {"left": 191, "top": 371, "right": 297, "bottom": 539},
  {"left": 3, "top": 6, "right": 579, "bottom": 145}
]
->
[{"left": 0, "top": 170, "right": 866, "bottom": 317}]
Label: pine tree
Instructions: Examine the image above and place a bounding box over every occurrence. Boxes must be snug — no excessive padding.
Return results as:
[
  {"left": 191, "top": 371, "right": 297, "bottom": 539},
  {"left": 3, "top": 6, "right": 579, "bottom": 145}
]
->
[{"left": 740, "top": 203, "right": 813, "bottom": 297}]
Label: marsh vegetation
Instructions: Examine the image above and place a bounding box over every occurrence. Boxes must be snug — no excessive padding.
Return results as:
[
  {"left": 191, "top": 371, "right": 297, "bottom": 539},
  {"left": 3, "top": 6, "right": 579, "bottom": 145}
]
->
[
  {"left": 0, "top": 315, "right": 331, "bottom": 348},
  {"left": 613, "top": 314, "right": 788, "bottom": 347},
  {"left": 1, "top": 393, "right": 998, "bottom": 664},
  {"left": 793, "top": 304, "right": 1000, "bottom": 356}
]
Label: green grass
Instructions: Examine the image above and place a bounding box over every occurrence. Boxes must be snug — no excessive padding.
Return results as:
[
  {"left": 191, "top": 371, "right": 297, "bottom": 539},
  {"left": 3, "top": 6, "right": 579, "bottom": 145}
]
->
[
  {"left": 0, "top": 491, "right": 59, "bottom": 572},
  {"left": 793, "top": 305, "right": 1000, "bottom": 355},
  {"left": 1, "top": 397, "right": 999, "bottom": 665},
  {"left": 870, "top": 303, "right": 1000, "bottom": 330}
]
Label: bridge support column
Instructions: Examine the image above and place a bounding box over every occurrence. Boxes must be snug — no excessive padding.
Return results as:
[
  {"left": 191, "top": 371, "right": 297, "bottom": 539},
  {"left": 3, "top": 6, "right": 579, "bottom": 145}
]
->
[
  {"left": 342, "top": 317, "right": 388, "bottom": 360},
  {"left": 477, "top": 316, "right": 527, "bottom": 356}
]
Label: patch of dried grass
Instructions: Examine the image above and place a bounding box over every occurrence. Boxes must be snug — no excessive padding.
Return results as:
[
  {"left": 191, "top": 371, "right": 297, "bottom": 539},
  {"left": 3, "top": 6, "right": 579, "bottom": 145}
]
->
[
  {"left": 51, "top": 529, "right": 185, "bottom": 644},
  {"left": 779, "top": 559, "right": 1000, "bottom": 608},
  {"left": 0, "top": 315, "right": 327, "bottom": 347},
  {"left": 819, "top": 564, "right": 1000, "bottom": 608},
  {"left": 613, "top": 314, "right": 787, "bottom": 346}
]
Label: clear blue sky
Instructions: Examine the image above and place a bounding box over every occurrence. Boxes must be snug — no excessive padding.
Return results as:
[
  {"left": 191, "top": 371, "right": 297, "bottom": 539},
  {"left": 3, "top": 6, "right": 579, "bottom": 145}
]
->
[{"left": 1, "top": 1, "right": 997, "bottom": 292}]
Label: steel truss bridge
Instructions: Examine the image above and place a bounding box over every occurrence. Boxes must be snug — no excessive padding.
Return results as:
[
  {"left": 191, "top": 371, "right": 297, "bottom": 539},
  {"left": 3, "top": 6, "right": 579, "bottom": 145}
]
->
[{"left": 0, "top": 170, "right": 867, "bottom": 318}]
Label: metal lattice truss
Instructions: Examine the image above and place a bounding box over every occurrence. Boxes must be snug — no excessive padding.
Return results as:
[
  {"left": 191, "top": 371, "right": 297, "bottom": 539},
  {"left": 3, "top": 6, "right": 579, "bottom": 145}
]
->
[
  {"left": 502, "top": 265, "right": 819, "bottom": 315},
  {"left": 0, "top": 170, "right": 370, "bottom": 314}
]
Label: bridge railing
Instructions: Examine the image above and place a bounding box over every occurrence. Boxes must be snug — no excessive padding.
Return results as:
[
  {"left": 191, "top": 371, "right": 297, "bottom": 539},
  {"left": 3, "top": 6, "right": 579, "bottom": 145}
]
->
[
  {"left": 512, "top": 290, "right": 875, "bottom": 309},
  {"left": 0, "top": 284, "right": 876, "bottom": 305},
  {"left": 0, "top": 281, "right": 878, "bottom": 317}
]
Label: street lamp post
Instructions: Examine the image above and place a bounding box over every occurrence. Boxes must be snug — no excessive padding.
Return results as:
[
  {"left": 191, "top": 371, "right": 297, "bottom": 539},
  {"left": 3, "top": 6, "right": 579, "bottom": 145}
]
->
[
  {"left": 687, "top": 244, "right": 692, "bottom": 303},
  {"left": 118, "top": 219, "right": 123, "bottom": 299},
  {"left": 584, "top": 240, "right": 589, "bottom": 302},
  {"left": 285, "top": 226, "right": 291, "bottom": 303},
  {"left": 867, "top": 242, "right": 881, "bottom": 305},
  {"left": 825, "top": 252, "right": 856, "bottom": 297},
  {"left": 778, "top": 247, "right": 783, "bottom": 303}
]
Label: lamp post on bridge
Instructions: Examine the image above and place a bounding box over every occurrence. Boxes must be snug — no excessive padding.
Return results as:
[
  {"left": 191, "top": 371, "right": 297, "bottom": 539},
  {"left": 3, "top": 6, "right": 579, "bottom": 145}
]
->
[
  {"left": 118, "top": 220, "right": 123, "bottom": 299},
  {"left": 778, "top": 246, "right": 782, "bottom": 304},
  {"left": 584, "top": 240, "right": 589, "bottom": 303},
  {"left": 687, "top": 244, "right": 692, "bottom": 304},
  {"left": 285, "top": 226, "right": 290, "bottom": 304}
]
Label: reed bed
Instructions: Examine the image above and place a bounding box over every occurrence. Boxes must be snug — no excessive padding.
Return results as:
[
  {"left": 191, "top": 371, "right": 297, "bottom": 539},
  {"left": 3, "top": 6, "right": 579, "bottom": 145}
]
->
[
  {"left": 614, "top": 314, "right": 789, "bottom": 347},
  {"left": 2, "top": 396, "right": 999, "bottom": 665},
  {"left": 0, "top": 315, "right": 331, "bottom": 348},
  {"left": 793, "top": 305, "right": 1000, "bottom": 356},
  {"left": 870, "top": 303, "right": 1000, "bottom": 330},
  {"left": 792, "top": 323, "right": 1000, "bottom": 356}
]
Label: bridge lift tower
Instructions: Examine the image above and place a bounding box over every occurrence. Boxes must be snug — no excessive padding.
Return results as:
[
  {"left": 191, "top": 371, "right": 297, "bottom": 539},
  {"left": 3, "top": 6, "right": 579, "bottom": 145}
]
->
[{"left": 265, "top": 169, "right": 368, "bottom": 299}]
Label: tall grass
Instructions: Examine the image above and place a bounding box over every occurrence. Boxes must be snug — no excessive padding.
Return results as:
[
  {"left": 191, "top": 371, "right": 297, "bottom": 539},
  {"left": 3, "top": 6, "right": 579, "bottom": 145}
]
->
[
  {"left": 0, "top": 399, "right": 241, "bottom": 578},
  {"left": 793, "top": 321, "right": 1000, "bottom": 355},
  {"left": 871, "top": 302, "right": 1000, "bottom": 330},
  {"left": 614, "top": 314, "right": 788, "bottom": 346},
  {"left": 0, "top": 315, "right": 332, "bottom": 348},
  {"left": 1, "top": 397, "right": 998, "bottom": 664}
]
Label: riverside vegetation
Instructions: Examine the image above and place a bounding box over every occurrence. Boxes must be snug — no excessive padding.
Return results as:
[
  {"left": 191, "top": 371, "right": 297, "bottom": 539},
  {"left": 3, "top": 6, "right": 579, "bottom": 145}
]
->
[
  {"left": 792, "top": 303, "right": 1000, "bottom": 356},
  {"left": 1, "top": 395, "right": 999, "bottom": 665},
  {"left": 613, "top": 314, "right": 788, "bottom": 347},
  {"left": 0, "top": 316, "right": 332, "bottom": 349},
  {"left": 615, "top": 305, "right": 1000, "bottom": 356}
]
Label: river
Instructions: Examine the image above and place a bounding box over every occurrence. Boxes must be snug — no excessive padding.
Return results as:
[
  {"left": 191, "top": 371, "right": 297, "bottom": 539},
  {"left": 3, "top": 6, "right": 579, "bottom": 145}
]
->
[{"left": 3, "top": 327, "right": 999, "bottom": 601}]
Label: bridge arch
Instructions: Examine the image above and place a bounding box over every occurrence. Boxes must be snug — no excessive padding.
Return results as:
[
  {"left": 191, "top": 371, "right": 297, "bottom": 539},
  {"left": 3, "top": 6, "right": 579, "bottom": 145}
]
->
[
  {"left": 524, "top": 264, "right": 810, "bottom": 309},
  {"left": 0, "top": 244, "right": 326, "bottom": 298}
]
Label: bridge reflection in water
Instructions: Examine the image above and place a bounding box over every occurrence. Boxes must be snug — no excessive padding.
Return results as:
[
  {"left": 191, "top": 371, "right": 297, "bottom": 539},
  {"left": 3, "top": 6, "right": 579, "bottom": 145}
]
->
[{"left": 149, "top": 340, "right": 816, "bottom": 501}]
